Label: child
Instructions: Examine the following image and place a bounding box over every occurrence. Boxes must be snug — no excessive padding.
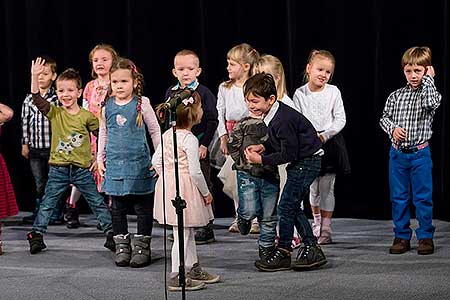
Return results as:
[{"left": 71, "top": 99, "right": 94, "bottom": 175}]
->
[
  {"left": 66, "top": 44, "right": 118, "bottom": 229},
  {"left": 0, "top": 103, "right": 18, "bottom": 255},
  {"left": 244, "top": 73, "right": 327, "bottom": 272},
  {"left": 252, "top": 54, "right": 301, "bottom": 249},
  {"left": 153, "top": 91, "right": 220, "bottom": 291},
  {"left": 293, "top": 50, "right": 348, "bottom": 245},
  {"left": 97, "top": 58, "right": 160, "bottom": 267},
  {"left": 26, "top": 58, "right": 113, "bottom": 254},
  {"left": 165, "top": 49, "right": 218, "bottom": 244},
  {"left": 21, "top": 56, "right": 64, "bottom": 225},
  {"left": 227, "top": 96, "right": 280, "bottom": 266},
  {"left": 216, "top": 43, "right": 260, "bottom": 233},
  {"left": 379, "top": 46, "right": 441, "bottom": 255}
]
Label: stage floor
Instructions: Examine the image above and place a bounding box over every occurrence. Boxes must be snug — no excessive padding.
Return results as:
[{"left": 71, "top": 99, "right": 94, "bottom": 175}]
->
[{"left": 1, "top": 213, "right": 450, "bottom": 300}]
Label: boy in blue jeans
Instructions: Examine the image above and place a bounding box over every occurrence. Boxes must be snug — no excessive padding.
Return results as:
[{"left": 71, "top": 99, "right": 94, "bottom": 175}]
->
[
  {"left": 380, "top": 46, "right": 441, "bottom": 255},
  {"left": 245, "top": 73, "right": 327, "bottom": 272},
  {"left": 228, "top": 107, "right": 279, "bottom": 265},
  {"left": 26, "top": 57, "right": 113, "bottom": 254}
]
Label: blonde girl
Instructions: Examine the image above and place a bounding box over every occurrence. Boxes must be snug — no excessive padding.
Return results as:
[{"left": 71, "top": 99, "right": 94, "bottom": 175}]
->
[
  {"left": 66, "top": 44, "right": 119, "bottom": 229},
  {"left": 292, "top": 50, "right": 347, "bottom": 245},
  {"left": 216, "top": 43, "right": 260, "bottom": 233},
  {"left": 97, "top": 58, "right": 160, "bottom": 267},
  {"left": 153, "top": 92, "right": 220, "bottom": 291}
]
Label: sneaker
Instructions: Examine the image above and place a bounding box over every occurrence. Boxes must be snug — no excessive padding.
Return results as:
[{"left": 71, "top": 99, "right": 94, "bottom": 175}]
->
[
  {"left": 389, "top": 238, "right": 410, "bottom": 254},
  {"left": 66, "top": 219, "right": 81, "bottom": 229},
  {"left": 27, "top": 231, "right": 47, "bottom": 254},
  {"left": 104, "top": 231, "right": 115, "bottom": 252},
  {"left": 168, "top": 275, "right": 206, "bottom": 291},
  {"left": 417, "top": 238, "right": 434, "bottom": 255},
  {"left": 258, "top": 245, "right": 275, "bottom": 261},
  {"left": 318, "top": 227, "right": 332, "bottom": 245},
  {"left": 195, "top": 224, "right": 215, "bottom": 245},
  {"left": 312, "top": 223, "right": 321, "bottom": 238},
  {"left": 237, "top": 216, "right": 251, "bottom": 235},
  {"left": 292, "top": 244, "right": 327, "bottom": 270},
  {"left": 22, "top": 214, "right": 36, "bottom": 225},
  {"left": 228, "top": 218, "right": 239, "bottom": 233},
  {"left": 250, "top": 220, "right": 260, "bottom": 234},
  {"left": 254, "top": 247, "right": 291, "bottom": 272},
  {"left": 187, "top": 263, "right": 220, "bottom": 284},
  {"left": 291, "top": 237, "right": 302, "bottom": 249}
]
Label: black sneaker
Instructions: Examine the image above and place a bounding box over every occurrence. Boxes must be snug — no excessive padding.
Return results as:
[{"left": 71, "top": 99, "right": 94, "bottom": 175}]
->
[
  {"left": 292, "top": 244, "right": 327, "bottom": 271},
  {"left": 195, "top": 223, "right": 215, "bottom": 245},
  {"left": 237, "top": 216, "right": 252, "bottom": 235},
  {"left": 49, "top": 218, "right": 65, "bottom": 226},
  {"left": 104, "top": 231, "right": 116, "bottom": 252},
  {"left": 66, "top": 219, "right": 81, "bottom": 229},
  {"left": 27, "top": 231, "right": 46, "bottom": 254},
  {"left": 258, "top": 245, "right": 275, "bottom": 261},
  {"left": 254, "top": 247, "right": 291, "bottom": 272}
]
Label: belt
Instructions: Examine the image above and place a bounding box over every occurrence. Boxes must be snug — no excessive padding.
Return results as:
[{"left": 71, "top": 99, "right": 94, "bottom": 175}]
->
[{"left": 393, "top": 142, "right": 428, "bottom": 154}]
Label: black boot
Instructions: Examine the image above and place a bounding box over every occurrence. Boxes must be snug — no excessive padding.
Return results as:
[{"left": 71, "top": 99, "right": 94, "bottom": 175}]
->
[
  {"left": 65, "top": 205, "right": 80, "bottom": 229},
  {"left": 254, "top": 247, "right": 291, "bottom": 272},
  {"left": 258, "top": 245, "right": 275, "bottom": 261},
  {"left": 237, "top": 216, "right": 252, "bottom": 235},
  {"left": 292, "top": 244, "right": 327, "bottom": 270},
  {"left": 104, "top": 231, "right": 115, "bottom": 252},
  {"left": 27, "top": 231, "right": 47, "bottom": 254},
  {"left": 195, "top": 221, "right": 215, "bottom": 245},
  {"left": 113, "top": 234, "right": 131, "bottom": 267},
  {"left": 130, "top": 234, "right": 151, "bottom": 268}
]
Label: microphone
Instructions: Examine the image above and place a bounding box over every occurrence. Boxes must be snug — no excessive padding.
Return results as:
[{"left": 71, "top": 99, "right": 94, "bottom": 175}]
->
[{"left": 163, "top": 88, "right": 194, "bottom": 110}]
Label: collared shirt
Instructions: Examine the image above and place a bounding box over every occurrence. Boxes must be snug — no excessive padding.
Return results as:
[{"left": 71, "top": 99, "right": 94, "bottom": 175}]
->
[
  {"left": 21, "top": 88, "right": 58, "bottom": 149},
  {"left": 170, "top": 79, "right": 199, "bottom": 92},
  {"left": 380, "top": 75, "right": 441, "bottom": 148}
]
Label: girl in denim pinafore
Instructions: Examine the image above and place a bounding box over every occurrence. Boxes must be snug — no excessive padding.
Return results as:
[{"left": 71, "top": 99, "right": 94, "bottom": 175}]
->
[{"left": 97, "top": 58, "right": 160, "bottom": 268}]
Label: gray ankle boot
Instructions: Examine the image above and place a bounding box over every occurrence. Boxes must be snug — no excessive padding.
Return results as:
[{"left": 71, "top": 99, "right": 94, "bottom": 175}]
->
[
  {"left": 113, "top": 234, "right": 131, "bottom": 267},
  {"left": 130, "top": 234, "right": 151, "bottom": 268}
]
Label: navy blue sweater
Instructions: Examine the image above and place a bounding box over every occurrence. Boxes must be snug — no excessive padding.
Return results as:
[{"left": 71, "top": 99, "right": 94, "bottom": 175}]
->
[
  {"left": 262, "top": 101, "right": 322, "bottom": 166},
  {"left": 165, "top": 83, "right": 218, "bottom": 148}
]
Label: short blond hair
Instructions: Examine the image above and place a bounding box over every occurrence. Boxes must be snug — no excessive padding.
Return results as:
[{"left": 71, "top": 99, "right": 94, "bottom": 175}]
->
[
  {"left": 401, "top": 46, "right": 431, "bottom": 68},
  {"left": 174, "top": 50, "right": 200, "bottom": 67}
]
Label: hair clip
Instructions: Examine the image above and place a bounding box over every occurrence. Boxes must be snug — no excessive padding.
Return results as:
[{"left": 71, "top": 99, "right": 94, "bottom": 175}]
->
[
  {"left": 136, "top": 103, "right": 142, "bottom": 112},
  {"left": 182, "top": 98, "right": 194, "bottom": 106}
]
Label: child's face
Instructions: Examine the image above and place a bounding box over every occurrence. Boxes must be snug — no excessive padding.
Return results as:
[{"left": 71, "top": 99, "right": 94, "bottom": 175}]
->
[
  {"left": 38, "top": 65, "right": 57, "bottom": 90},
  {"left": 172, "top": 55, "right": 201, "bottom": 88},
  {"left": 92, "top": 49, "right": 113, "bottom": 78},
  {"left": 56, "top": 79, "right": 82, "bottom": 110},
  {"left": 403, "top": 64, "right": 426, "bottom": 89},
  {"left": 245, "top": 92, "right": 276, "bottom": 117},
  {"left": 110, "top": 69, "right": 136, "bottom": 101},
  {"left": 227, "top": 59, "right": 249, "bottom": 81},
  {"left": 306, "top": 57, "right": 334, "bottom": 91}
]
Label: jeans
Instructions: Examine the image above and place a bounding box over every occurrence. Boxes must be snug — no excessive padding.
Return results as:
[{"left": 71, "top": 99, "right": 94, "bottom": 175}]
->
[
  {"left": 389, "top": 146, "right": 434, "bottom": 240},
  {"left": 33, "top": 165, "right": 112, "bottom": 233},
  {"left": 29, "top": 148, "right": 63, "bottom": 220},
  {"left": 278, "top": 156, "right": 321, "bottom": 250},
  {"left": 237, "top": 171, "right": 279, "bottom": 248},
  {"left": 111, "top": 194, "right": 154, "bottom": 236}
]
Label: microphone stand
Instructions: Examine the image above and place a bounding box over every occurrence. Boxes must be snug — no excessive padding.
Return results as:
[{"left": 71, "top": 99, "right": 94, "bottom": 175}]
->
[{"left": 169, "top": 108, "right": 187, "bottom": 299}]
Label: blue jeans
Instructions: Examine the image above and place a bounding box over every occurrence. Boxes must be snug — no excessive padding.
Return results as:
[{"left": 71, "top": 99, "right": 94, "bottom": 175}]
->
[
  {"left": 33, "top": 165, "right": 112, "bottom": 233},
  {"left": 278, "top": 156, "right": 321, "bottom": 250},
  {"left": 237, "top": 171, "right": 279, "bottom": 248},
  {"left": 389, "top": 146, "right": 434, "bottom": 240},
  {"left": 29, "top": 148, "right": 63, "bottom": 220}
]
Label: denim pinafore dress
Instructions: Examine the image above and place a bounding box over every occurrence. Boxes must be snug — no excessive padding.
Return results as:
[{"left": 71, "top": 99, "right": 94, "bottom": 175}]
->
[{"left": 102, "top": 96, "right": 155, "bottom": 196}]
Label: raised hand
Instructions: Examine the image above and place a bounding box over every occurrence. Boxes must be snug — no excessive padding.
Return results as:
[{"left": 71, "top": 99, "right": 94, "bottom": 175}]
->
[
  {"left": 426, "top": 66, "right": 435, "bottom": 78},
  {"left": 31, "top": 57, "right": 46, "bottom": 76}
]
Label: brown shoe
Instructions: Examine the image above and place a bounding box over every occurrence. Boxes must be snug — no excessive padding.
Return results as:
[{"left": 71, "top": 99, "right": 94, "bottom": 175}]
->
[
  {"left": 389, "top": 238, "right": 410, "bottom": 254},
  {"left": 417, "top": 238, "right": 434, "bottom": 255}
]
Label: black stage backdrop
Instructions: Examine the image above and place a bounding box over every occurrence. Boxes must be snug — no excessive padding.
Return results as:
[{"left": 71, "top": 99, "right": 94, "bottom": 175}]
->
[{"left": 0, "top": 0, "right": 448, "bottom": 220}]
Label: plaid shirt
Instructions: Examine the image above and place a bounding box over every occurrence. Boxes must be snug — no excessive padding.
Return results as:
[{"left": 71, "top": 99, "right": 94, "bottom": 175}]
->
[
  {"left": 380, "top": 75, "right": 441, "bottom": 148},
  {"left": 21, "top": 87, "right": 58, "bottom": 149}
]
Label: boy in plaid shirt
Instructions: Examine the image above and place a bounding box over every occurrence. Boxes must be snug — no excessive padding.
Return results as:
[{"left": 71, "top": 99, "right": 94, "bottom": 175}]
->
[{"left": 380, "top": 46, "right": 441, "bottom": 255}]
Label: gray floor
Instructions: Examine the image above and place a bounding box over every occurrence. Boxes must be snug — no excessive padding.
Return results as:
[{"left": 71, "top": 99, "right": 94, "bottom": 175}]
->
[{"left": 1, "top": 213, "right": 450, "bottom": 300}]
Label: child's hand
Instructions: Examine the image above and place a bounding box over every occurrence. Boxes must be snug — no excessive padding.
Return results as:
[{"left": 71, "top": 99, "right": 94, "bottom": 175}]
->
[
  {"left": 149, "top": 165, "right": 158, "bottom": 177},
  {"left": 203, "top": 193, "right": 213, "bottom": 205},
  {"left": 245, "top": 146, "right": 263, "bottom": 164},
  {"left": 199, "top": 145, "right": 207, "bottom": 159},
  {"left": 220, "top": 135, "right": 229, "bottom": 156},
  {"left": 393, "top": 127, "right": 406, "bottom": 143},
  {"left": 21, "top": 144, "right": 29, "bottom": 159},
  {"left": 31, "top": 57, "right": 46, "bottom": 76},
  {"left": 318, "top": 133, "right": 326, "bottom": 144},
  {"left": 246, "top": 144, "right": 264, "bottom": 154},
  {"left": 89, "top": 160, "right": 98, "bottom": 172},
  {"left": 426, "top": 66, "right": 435, "bottom": 78},
  {"left": 98, "top": 161, "right": 106, "bottom": 177}
]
